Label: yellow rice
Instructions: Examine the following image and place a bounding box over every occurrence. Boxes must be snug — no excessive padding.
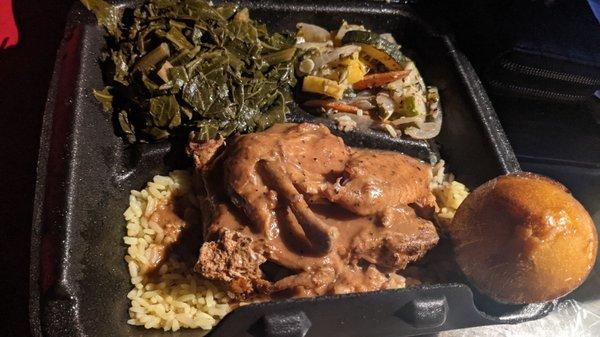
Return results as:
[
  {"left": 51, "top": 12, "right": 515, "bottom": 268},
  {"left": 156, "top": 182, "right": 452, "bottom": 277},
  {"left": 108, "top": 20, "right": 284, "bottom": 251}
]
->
[
  {"left": 430, "top": 160, "right": 469, "bottom": 219},
  {"left": 122, "top": 170, "right": 231, "bottom": 331}
]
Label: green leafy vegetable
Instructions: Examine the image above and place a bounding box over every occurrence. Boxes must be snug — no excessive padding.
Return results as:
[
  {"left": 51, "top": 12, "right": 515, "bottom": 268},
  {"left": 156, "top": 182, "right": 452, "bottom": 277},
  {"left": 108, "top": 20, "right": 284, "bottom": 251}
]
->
[
  {"left": 165, "top": 26, "right": 194, "bottom": 51},
  {"left": 149, "top": 95, "right": 181, "bottom": 128},
  {"left": 81, "top": 0, "right": 123, "bottom": 37},
  {"left": 83, "top": 0, "right": 297, "bottom": 142},
  {"left": 134, "top": 43, "right": 171, "bottom": 73},
  {"left": 118, "top": 110, "right": 136, "bottom": 143},
  {"left": 92, "top": 87, "right": 113, "bottom": 111}
]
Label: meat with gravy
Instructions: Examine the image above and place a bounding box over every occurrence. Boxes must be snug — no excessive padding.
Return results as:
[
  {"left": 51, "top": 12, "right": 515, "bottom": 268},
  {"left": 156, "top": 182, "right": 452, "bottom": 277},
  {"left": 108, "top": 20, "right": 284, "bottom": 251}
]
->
[{"left": 187, "top": 123, "right": 439, "bottom": 300}]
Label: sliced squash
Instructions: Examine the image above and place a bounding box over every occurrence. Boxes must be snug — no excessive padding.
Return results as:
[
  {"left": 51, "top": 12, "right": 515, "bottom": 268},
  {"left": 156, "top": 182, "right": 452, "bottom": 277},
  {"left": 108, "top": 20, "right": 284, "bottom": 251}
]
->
[
  {"left": 302, "top": 76, "right": 346, "bottom": 99},
  {"left": 339, "top": 53, "right": 367, "bottom": 84},
  {"left": 334, "top": 21, "right": 366, "bottom": 45},
  {"left": 342, "top": 30, "right": 408, "bottom": 71}
]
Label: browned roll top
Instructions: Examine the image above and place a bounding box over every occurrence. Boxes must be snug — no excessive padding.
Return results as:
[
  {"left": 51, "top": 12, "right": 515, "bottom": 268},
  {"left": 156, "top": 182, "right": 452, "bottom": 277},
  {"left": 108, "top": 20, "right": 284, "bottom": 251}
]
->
[{"left": 450, "top": 173, "right": 598, "bottom": 304}]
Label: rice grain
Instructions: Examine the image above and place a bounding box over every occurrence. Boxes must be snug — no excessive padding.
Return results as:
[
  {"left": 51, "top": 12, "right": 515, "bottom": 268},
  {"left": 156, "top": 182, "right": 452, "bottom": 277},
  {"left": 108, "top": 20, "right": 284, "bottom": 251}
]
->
[{"left": 123, "top": 170, "right": 231, "bottom": 331}]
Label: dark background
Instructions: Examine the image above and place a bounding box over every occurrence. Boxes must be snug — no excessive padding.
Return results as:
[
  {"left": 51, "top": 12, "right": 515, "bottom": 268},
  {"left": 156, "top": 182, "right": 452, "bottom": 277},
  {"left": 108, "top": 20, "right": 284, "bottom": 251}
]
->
[
  {"left": 1, "top": 1, "right": 598, "bottom": 336},
  {"left": 0, "top": 0, "right": 75, "bottom": 335}
]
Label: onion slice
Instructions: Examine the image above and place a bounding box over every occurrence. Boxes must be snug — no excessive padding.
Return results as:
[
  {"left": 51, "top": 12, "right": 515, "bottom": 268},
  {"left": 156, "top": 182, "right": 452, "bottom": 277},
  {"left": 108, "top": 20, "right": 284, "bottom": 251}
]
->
[
  {"left": 331, "top": 113, "right": 375, "bottom": 129},
  {"left": 312, "top": 45, "right": 361, "bottom": 70},
  {"left": 349, "top": 99, "right": 376, "bottom": 111},
  {"left": 375, "top": 92, "right": 395, "bottom": 121},
  {"left": 404, "top": 114, "right": 442, "bottom": 139},
  {"left": 334, "top": 22, "right": 366, "bottom": 42},
  {"left": 297, "top": 23, "right": 331, "bottom": 43},
  {"left": 390, "top": 115, "right": 426, "bottom": 126},
  {"left": 296, "top": 41, "right": 333, "bottom": 51}
]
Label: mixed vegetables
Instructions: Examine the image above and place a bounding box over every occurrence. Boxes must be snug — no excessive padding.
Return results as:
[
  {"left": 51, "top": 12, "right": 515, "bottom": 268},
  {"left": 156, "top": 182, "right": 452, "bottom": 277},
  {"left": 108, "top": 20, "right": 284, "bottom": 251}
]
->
[
  {"left": 83, "top": 0, "right": 442, "bottom": 142},
  {"left": 295, "top": 22, "right": 442, "bottom": 139}
]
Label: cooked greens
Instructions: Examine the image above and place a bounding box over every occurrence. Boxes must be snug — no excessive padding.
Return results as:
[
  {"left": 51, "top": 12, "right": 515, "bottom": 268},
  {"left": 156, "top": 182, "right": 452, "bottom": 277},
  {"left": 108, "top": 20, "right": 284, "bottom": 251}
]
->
[
  {"left": 92, "top": 87, "right": 113, "bottom": 111},
  {"left": 81, "top": 0, "right": 123, "bottom": 37},
  {"left": 84, "top": 0, "right": 297, "bottom": 142}
]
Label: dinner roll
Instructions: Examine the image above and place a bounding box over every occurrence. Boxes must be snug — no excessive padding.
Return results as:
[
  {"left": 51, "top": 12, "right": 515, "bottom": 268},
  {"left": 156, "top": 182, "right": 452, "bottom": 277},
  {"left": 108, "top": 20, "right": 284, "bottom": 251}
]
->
[{"left": 450, "top": 173, "right": 597, "bottom": 304}]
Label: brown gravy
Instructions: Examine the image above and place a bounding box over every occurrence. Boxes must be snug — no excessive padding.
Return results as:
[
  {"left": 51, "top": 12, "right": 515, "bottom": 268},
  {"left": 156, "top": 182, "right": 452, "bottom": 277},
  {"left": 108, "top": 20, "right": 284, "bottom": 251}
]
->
[{"left": 187, "top": 123, "right": 440, "bottom": 300}]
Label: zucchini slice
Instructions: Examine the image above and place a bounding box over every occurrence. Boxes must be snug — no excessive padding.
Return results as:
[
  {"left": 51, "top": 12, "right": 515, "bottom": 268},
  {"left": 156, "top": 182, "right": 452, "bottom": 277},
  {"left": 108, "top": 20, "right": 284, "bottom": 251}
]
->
[
  {"left": 302, "top": 76, "right": 346, "bottom": 99},
  {"left": 342, "top": 30, "right": 408, "bottom": 71}
]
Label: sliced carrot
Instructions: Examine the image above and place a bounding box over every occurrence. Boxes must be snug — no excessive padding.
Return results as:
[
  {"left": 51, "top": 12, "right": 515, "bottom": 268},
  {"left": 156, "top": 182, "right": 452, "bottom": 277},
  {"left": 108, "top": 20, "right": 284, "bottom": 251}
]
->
[
  {"left": 303, "top": 100, "right": 363, "bottom": 114},
  {"left": 352, "top": 70, "right": 410, "bottom": 91}
]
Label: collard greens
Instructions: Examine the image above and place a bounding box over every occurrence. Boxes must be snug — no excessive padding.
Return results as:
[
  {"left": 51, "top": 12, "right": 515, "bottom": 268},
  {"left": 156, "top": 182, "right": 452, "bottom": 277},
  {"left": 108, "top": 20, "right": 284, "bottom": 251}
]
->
[{"left": 83, "top": 0, "right": 297, "bottom": 142}]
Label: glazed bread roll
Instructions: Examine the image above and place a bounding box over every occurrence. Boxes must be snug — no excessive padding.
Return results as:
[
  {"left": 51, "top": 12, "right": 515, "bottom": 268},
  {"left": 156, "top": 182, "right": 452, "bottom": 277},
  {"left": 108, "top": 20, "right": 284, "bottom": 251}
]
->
[{"left": 450, "top": 173, "right": 597, "bottom": 304}]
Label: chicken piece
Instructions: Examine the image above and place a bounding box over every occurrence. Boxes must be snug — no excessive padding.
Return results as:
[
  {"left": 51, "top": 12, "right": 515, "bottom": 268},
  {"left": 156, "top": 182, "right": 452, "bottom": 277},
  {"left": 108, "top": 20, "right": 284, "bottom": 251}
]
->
[
  {"left": 260, "top": 159, "right": 339, "bottom": 254},
  {"left": 351, "top": 206, "right": 439, "bottom": 270},
  {"left": 187, "top": 123, "right": 440, "bottom": 300},
  {"left": 331, "top": 265, "right": 399, "bottom": 294},
  {"left": 187, "top": 137, "right": 225, "bottom": 169},
  {"left": 272, "top": 264, "right": 404, "bottom": 298},
  {"left": 186, "top": 138, "right": 226, "bottom": 238},
  {"left": 325, "top": 149, "right": 437, "bottom": 216},
  {"left": 271, "top": 266, "right": 337, "bottom": 298},
  {"left": 224, "top": 123, "right": 350, "bottom": 237},
  {"left": 197, "top": 227, "right": 271, "bottom": 297}
]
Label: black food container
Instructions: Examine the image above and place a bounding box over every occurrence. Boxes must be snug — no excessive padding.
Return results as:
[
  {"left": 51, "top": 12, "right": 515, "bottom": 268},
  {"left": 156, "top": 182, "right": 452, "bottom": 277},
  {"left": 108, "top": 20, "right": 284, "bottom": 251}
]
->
[{"left": 30, "top": 1, "right": 556, "bottom": 336}]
